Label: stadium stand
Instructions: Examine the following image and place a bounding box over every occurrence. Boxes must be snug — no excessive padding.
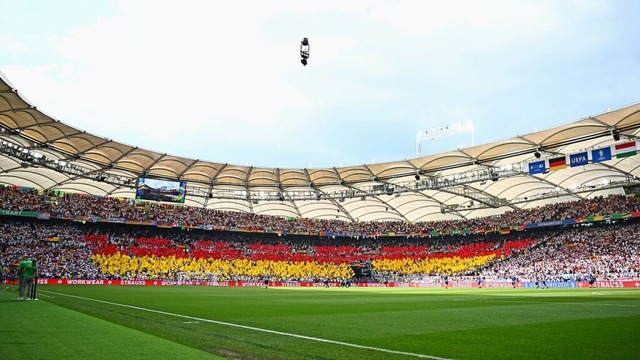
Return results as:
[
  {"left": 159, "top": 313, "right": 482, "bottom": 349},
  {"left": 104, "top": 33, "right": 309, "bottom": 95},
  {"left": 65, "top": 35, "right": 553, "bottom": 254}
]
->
[
  {"left": 3, "top": 185, "right": 640, "bottom": 236},
  {"left": 1, "top": 192, "right": 639, "bottom": 284}
]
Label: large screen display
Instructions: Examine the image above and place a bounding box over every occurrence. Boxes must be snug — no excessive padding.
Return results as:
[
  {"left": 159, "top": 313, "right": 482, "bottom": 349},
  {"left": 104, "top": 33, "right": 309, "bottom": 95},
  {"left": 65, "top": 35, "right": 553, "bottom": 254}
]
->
[{"left": 135, "top": 177, "right": 186, "bottom": 203}]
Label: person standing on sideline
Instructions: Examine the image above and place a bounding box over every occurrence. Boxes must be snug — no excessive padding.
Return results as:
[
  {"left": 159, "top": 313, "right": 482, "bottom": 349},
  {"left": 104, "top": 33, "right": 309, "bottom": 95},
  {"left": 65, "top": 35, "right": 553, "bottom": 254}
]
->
[
  {"left": 18, "top": 255, "right": 32, "bottom": 301},
  {"left": 263, "top": 274, "right": 270, "bottom": 289},
  {"left": 24, "top": 259, "right": 38, "bottom": 300}
]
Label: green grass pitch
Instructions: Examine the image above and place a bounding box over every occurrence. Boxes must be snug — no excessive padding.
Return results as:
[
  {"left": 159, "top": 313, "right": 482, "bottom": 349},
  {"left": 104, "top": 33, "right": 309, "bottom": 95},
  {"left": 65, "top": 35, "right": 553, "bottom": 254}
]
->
[{"left": 1, "top": 285, "right": 639, "bottom": 359}]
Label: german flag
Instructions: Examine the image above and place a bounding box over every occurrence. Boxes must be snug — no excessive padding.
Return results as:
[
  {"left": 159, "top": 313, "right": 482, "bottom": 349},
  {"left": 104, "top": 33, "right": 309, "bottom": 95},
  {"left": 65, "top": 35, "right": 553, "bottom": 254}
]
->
[{"left": 549, "top": 156, "right": 567, "bottom": 171}]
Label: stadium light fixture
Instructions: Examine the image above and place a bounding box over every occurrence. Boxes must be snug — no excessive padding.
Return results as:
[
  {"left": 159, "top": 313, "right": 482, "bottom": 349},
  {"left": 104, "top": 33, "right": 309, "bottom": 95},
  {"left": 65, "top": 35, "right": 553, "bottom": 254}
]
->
[{"left": 416, "top": 120, "right": 474, "bottom": 157}]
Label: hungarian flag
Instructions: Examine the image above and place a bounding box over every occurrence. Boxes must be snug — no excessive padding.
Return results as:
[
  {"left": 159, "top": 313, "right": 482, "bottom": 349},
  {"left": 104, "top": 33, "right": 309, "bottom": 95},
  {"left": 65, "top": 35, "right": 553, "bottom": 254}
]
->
[
  {"left": 549, "top": 156, "right": 567, "bottom": 171},
  {"left": 615, "top": 141, "right": 637, "bottom": 158}
]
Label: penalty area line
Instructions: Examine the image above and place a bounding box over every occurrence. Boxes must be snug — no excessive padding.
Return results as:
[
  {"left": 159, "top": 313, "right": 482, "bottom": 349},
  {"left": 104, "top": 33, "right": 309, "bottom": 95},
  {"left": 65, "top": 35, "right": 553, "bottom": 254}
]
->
[{"left": 42, "top": 290, "right": 452, "bottom": 360}]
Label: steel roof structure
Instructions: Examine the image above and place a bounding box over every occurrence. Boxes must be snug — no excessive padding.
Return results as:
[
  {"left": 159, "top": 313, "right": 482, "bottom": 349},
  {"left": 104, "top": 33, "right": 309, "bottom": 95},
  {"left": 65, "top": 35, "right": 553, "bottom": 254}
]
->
[{"left": 2, "top": 71, "right": 640, "bottom": 222}]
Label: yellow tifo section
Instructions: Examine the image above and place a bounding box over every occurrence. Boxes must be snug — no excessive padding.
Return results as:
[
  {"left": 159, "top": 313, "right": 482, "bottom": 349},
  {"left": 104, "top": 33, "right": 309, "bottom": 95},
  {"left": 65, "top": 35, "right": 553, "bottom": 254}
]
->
[
  {"left": 371, "top": 254, "right": 498, "bottom": 275},
  {"left": 92, "top": 253, "right": 497, "bottom": 280},
  {"left": 92, "top": 253, "right": 355, "bottom": 280}
]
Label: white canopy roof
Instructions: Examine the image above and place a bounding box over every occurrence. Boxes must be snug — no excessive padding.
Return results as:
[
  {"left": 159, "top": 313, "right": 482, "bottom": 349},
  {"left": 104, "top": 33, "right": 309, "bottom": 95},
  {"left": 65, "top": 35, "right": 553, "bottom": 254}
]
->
[{"left": 2, "top": 72, "right": 640, "bottom": 222}]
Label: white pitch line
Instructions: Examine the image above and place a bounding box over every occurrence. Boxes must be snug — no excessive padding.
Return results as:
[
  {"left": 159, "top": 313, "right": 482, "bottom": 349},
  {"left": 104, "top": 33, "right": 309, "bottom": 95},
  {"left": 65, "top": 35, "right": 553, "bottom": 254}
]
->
[{"left": 42, "top": 290, "right": 452, "bottom": 360}]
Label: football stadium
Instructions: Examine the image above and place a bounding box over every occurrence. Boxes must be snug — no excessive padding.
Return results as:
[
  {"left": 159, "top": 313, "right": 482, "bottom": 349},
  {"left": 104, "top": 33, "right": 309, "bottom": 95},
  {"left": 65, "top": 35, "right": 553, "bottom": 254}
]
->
[{"left": 1, "top": 3, "right": 640, "bottom": 360}]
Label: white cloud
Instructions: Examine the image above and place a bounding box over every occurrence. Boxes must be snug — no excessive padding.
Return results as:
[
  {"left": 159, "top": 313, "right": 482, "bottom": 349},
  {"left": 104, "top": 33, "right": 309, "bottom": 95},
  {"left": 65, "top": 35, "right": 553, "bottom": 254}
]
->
[
  {"left": 31, "top": 1, "right": 383, "bottom": 159},
  {"left": 17, "top": 1, "right": 329, "bottom": 147},
  {"left": 0, "top": 34, "right": 27, "bottom": 53}
]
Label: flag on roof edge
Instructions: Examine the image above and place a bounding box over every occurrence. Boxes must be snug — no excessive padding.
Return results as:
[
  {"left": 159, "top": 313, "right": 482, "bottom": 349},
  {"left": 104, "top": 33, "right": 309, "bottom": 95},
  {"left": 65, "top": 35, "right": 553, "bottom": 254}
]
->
[
  {"left": 591, "top": 146, "right": 612, "bottom": 163},
  {"left": 615, "top": 141, "right": 637, "bottom": 158},
  {"left": 528, "top": 160, "right": 546, "bottom": 175},
  {"left": 549, "top": 156, "right": 567, "bottom": 171}
]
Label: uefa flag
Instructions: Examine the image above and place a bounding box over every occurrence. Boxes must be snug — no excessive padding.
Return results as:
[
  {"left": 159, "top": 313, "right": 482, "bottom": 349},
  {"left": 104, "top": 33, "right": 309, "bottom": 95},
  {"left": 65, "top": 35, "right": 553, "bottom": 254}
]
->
[
  {"left": 528, "top": 160, "right": 546, "bottom": 175},
  {"left": 591, "top": 146, "right": 612, "bottom": 163},
  {"left": 569, "top": 152, "right": 588, "bottom": 167}
]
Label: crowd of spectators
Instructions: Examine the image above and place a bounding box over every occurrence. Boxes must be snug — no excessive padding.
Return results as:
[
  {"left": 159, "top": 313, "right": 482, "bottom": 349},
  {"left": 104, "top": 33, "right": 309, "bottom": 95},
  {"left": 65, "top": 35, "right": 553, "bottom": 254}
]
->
[
  {"left": 2, "top": 185, "right": 640, "bottom": 283},
  {"left": 477, "top": 223, "right": 640, "bottom": 282},
  {"left": 2, "top": 185, "right": 640, "bottom": 236},
  {"left": 1, "top": 215, "right": 639, "bottom": 283},
  {"left": 0, "top": 220, "right": 99, "bottom": 280}
]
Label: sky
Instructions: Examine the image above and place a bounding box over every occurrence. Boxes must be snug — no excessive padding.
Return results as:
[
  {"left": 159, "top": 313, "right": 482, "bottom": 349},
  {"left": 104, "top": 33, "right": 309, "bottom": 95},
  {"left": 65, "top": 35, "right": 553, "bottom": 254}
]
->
[{"left": 1, "top": 0, "right": 639, "bottom": 169}]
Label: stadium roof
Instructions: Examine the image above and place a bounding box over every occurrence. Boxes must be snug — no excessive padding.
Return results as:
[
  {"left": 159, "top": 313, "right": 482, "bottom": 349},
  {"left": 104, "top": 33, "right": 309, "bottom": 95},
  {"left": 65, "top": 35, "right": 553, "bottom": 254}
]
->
[{"left": 2, "top": 72, "right": 640, "bottom": 223}]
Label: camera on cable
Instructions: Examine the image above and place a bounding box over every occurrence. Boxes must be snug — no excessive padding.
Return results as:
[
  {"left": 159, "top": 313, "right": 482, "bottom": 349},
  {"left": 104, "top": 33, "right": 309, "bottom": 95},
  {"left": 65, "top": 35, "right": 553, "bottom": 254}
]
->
[{"left": 300, "top": 37, "right": 310, "bottom": 66}]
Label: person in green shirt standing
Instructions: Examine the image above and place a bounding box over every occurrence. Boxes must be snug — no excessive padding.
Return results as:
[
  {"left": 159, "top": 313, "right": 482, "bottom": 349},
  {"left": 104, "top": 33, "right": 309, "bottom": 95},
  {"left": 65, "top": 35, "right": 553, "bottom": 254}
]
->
[
  {"left": 24, "top": 259, "right": 38, "bottom": 300},
  {"left": 18, "top": 256, "right": 32, "bottom": 301}
]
